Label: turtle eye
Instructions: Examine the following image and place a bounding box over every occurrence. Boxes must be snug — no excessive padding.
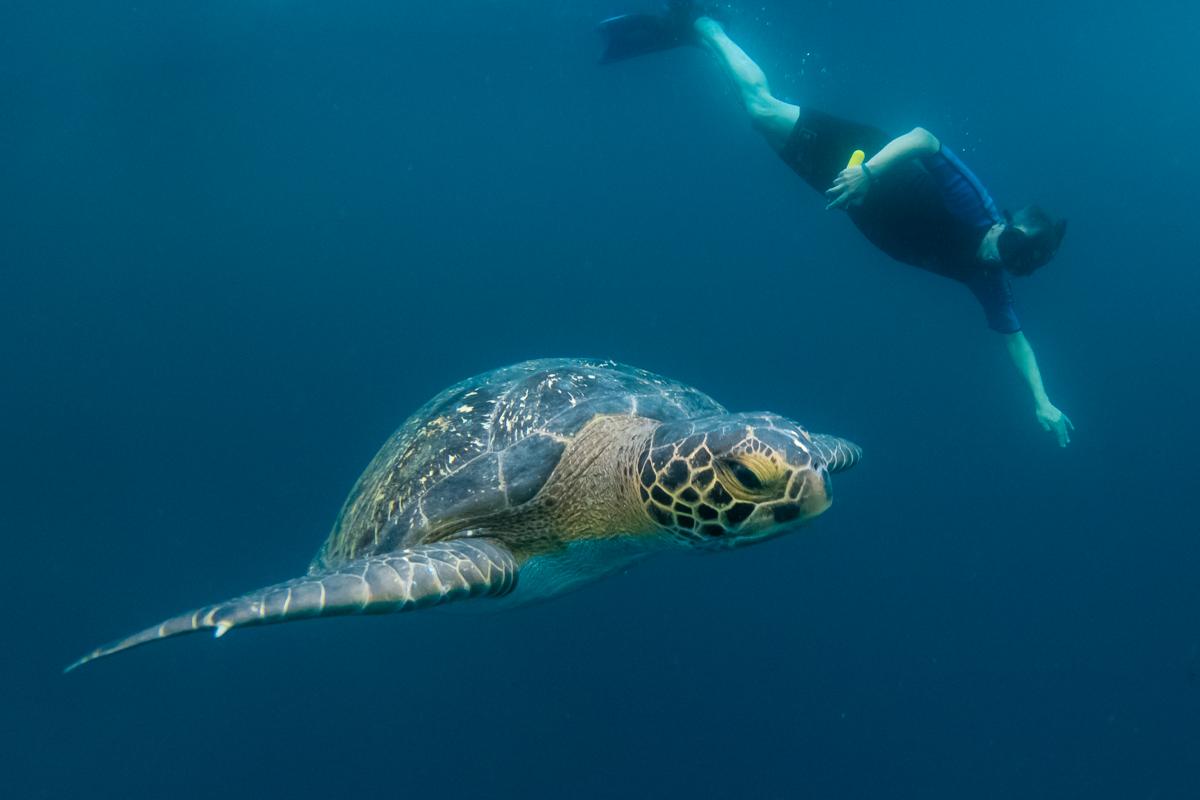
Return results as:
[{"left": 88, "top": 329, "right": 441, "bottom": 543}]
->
[{"left": 722, "top": 459, "right": 763, "bottom": 491}]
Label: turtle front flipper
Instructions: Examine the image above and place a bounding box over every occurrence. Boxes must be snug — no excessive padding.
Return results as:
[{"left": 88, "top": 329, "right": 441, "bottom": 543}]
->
[
  {"left": 810, "top": 433, "right": 862, "bottom": 473},
  {"left": 65, "top": 538, "right": 518, "bottom": 672}
]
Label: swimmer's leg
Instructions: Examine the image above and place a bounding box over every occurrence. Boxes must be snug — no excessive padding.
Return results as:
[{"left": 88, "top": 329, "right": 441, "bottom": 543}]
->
[{"left": 692, "top": 17, "right": 799, "bottom": 152}]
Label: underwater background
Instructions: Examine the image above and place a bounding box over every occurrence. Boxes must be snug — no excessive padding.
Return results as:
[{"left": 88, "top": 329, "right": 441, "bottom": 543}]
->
[{"left": 4, "top": 1, "right": 1198, "bottom": 797}]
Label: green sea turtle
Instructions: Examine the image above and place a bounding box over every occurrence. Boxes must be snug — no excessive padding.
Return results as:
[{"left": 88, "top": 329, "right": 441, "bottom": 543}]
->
[{"left": 68, "top": 358, "right": 860, "bottom": 671}]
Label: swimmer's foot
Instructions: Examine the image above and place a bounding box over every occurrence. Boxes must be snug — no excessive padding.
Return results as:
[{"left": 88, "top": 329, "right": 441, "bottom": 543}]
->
[
  {"left": 693, "top": 15, "right": 724, "bottom": 39},
  {"left": 671, "top": 1, "right": 730, "bottom": 34}
]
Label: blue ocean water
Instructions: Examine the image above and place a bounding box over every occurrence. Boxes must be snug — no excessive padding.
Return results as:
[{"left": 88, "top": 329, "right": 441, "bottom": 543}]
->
[{"left": 4, "top": 1, "right": 1198, "bottom": 797}]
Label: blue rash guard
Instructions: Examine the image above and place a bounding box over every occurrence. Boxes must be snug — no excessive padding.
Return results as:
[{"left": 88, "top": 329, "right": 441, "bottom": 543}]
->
[
  {"left": 780, "top": 109, "right": 1021, "bottom": 333},
  {"left": 847, "top": 145, "right": 1019, "bottom": 333}
]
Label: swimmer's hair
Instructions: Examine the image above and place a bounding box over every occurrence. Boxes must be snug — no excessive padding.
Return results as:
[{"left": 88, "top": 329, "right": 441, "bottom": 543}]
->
[{"left": 1004, "top": 205, "right": 1068, "bottom": 276}]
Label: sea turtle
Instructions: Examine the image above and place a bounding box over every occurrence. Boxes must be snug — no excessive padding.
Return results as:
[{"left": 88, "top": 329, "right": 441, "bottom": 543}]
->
[{"left": 68, "top": 358, "right": 860, "bottom": 670}]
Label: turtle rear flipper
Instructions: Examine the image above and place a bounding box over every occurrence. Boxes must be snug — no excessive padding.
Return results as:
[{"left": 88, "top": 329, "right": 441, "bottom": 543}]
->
[{"left": 65, "top": 538, "right": 518, "bottom": 672}]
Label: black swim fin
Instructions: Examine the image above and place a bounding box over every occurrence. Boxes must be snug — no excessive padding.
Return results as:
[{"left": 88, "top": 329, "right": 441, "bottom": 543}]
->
[
  {"left": 598, "top": 1, "right": 724, "bottom": 64},
  {"left": 597, "top": 12, "right": 690, "bottom": 64}
]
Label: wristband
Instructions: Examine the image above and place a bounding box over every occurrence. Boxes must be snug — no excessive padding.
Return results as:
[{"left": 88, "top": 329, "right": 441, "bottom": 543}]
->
[{"left": 860, "top": 163, "right": 874, "bottom": 184}]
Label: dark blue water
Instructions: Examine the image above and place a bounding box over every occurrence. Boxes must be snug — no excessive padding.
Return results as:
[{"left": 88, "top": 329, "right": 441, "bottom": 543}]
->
[{"left": 5, "top": 2, "right": 1198, "bottom": 797}]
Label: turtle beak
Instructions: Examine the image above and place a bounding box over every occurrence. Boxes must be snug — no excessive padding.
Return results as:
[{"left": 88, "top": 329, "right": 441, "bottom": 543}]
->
[
  {"left": 776, "top": 467, "right": 832, "bottom": 524},
  {"left": 800, "top": 467, "right": 833, "bottom": 518}
]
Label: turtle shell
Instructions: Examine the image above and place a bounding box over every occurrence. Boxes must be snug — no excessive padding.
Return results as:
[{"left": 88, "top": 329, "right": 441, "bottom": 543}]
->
[{"left": 312, "top": 359, "right": 724, "bottom": 568}]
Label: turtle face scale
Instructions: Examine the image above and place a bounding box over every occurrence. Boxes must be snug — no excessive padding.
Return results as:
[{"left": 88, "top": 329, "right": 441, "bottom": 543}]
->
[{"left": 637, "top": 413, "right": 835, "bottom": 549}]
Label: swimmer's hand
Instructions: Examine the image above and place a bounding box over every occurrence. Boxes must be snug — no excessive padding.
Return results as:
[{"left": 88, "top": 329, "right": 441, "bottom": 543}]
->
[
  {"left": 1036, "top": 402, "right": 1075, "bottom": 447},
  {"left": 825, "top": 166, "right": 871, "bottom": 210}
]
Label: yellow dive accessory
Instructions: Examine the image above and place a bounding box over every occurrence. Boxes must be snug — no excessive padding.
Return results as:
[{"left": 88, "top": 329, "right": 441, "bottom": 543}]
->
[{"left": 846, "top": 149, "right": 865, "bottom": 168}]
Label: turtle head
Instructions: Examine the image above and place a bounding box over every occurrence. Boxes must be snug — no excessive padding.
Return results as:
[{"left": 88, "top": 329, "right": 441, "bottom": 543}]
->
[{"left": 636, "top": 413, "right": 860, "bottom": 549}]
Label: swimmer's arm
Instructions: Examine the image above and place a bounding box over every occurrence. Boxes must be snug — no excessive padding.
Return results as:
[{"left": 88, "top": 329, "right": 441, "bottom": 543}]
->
[
  {"left": 863, "top": 128, "right": 941, "bottom": 174},
  {"left": 1004, "top": 331, "right": 1075, "bottom": 447},
  {"left": 826, "top": 128, "right": 940, "bottom": 209}
]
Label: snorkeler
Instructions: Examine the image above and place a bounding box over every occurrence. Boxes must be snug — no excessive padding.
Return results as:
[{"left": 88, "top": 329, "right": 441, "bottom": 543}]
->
[{"left": 598, "top": 2, "right": 1075, "bottom": 447}]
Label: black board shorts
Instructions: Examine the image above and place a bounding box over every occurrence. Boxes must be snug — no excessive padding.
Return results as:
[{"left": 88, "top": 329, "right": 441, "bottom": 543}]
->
[{"left": 777, "top": 107, "right": 892, "bottom": 193}]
